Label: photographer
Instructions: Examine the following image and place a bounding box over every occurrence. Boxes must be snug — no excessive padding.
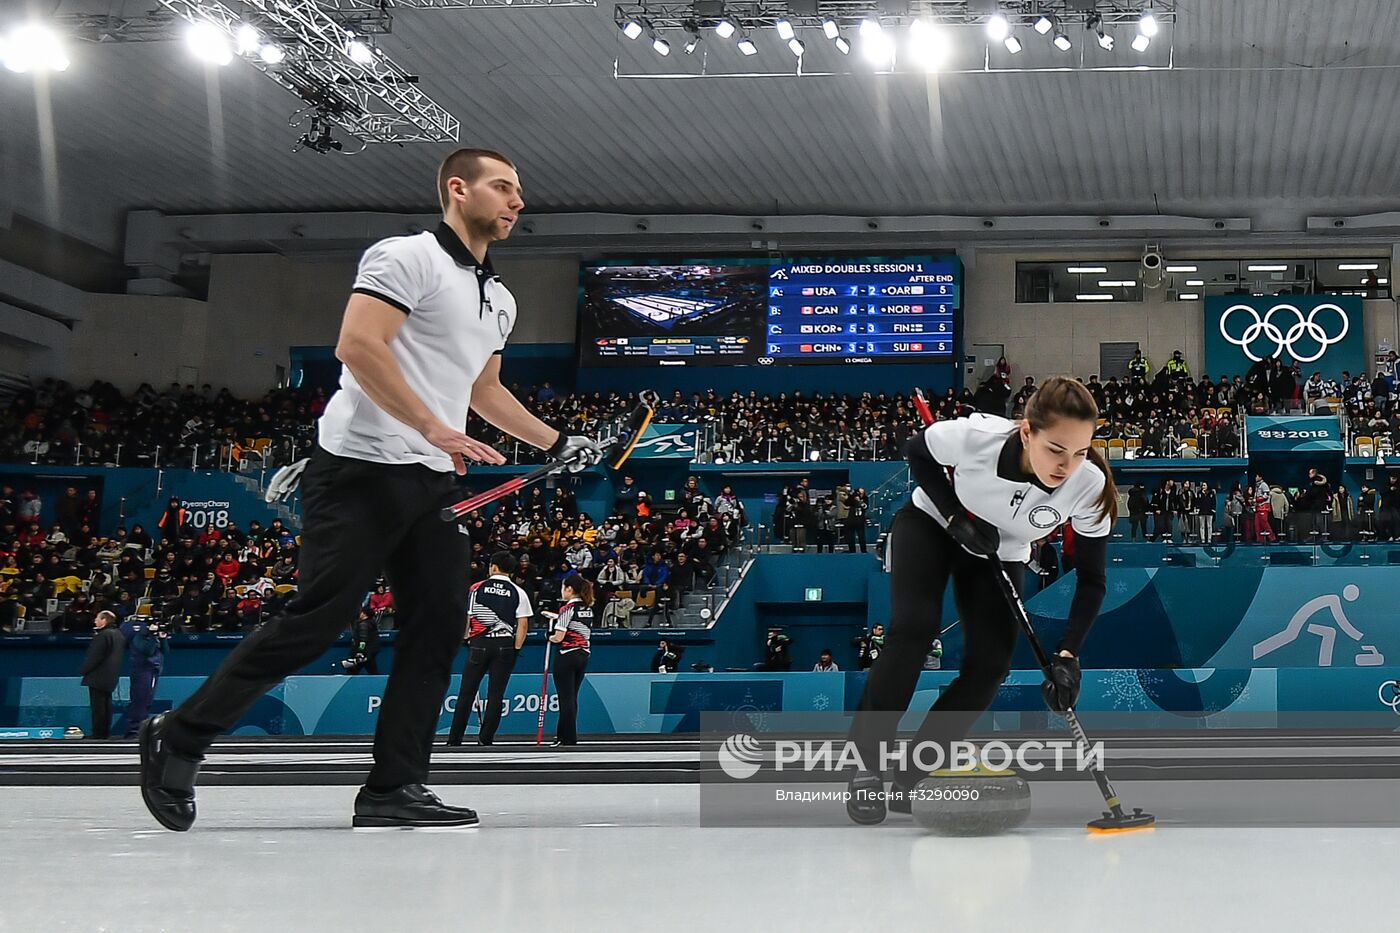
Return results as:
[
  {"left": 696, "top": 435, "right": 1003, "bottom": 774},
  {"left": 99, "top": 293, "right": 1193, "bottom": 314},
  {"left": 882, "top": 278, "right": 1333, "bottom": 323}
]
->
[
  {"left": 762, "top": 627, "right": 792, "bottom": 671},
  {"left": 338, "top": 609, "right": 382, "bottom": 675},
  {"left": 651, "top": 638, "right": 682, "bottom": 674},
  {"left": 852, "top": 623, "right": 885, "bottom": 671},
  {"left": 122, "top": 614, "right": 170, "bottom": 737}
]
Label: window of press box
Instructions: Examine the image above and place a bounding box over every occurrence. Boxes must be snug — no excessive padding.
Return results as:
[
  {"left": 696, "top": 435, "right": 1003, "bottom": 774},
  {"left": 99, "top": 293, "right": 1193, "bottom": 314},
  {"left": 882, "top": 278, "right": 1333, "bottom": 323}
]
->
[
  {"left": 1160, "top": 259, "right": 1391, "bottom": 300},
  {"left": 1015, "top": 262, "right": 1145, "bottom": 303},
  {"left": 1017, "top": 259, "right": 1391, "bottom": 303}
]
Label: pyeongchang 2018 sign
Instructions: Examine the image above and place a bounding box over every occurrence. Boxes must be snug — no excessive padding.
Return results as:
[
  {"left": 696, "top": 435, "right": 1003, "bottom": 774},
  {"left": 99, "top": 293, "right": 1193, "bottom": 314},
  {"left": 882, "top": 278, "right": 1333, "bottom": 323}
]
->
[{"left": 1205, "top": 295, "right": 1364, "bottom": 379}]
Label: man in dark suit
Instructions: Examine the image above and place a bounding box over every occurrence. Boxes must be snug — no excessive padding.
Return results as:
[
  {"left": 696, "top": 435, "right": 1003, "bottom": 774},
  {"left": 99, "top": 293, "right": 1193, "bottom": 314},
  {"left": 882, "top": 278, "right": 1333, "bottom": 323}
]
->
[{"left": 79, "top": 610, "right": 126, "bottom": 739}]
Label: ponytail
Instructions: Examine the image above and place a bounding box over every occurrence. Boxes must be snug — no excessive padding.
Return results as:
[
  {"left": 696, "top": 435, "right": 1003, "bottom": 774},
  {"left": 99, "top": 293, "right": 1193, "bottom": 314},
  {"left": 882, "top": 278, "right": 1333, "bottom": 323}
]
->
[
  {"left": 1024, "top": 376, "right": 1119, "bottom": 523},
  {"left": 1084, "top": 445, "right": 1120, "bottom": 522},
  {"left": 563, "top": 572, "right": 594, "bottom": 607}
]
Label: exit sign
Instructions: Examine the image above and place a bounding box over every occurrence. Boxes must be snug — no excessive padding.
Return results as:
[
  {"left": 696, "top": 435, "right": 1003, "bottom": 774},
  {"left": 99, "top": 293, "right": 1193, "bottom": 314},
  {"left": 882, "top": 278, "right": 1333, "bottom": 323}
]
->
[{"left": 804, "top": 588, "right": 823, "bottom": 602}]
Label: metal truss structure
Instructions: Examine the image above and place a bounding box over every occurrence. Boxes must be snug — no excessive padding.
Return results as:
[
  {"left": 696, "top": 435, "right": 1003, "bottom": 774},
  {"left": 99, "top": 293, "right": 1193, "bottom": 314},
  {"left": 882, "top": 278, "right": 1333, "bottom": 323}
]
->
[
  {"left": 611, "top": 0, "right": 1178, "bottom": 78},
  {"left": 33, "top": 2, "right": 597, "bottom": 148}
]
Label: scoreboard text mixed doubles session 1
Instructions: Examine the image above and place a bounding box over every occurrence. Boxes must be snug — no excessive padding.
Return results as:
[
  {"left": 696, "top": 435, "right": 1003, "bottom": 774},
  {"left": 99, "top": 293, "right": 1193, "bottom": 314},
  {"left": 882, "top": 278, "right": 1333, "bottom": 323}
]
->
[{"left": 764, "top": 261, "right": 956, "bottom": 364}]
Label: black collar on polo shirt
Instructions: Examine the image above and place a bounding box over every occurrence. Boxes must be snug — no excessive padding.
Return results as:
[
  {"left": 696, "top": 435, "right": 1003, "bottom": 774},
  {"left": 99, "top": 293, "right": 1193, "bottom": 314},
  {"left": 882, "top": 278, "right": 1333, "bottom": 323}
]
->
[
  {"left": 997, "top": 430, "right": 1055, "bottom": 494},
  {"left": 433, "top": 222, "right": 497, "bottom": 278}
]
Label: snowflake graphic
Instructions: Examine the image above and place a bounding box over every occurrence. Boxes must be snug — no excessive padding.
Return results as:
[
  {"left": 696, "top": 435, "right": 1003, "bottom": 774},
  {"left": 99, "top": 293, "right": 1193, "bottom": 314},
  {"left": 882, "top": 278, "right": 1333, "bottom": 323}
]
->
[
  {"left": 688, "top": 687, "right": 712, "bottom": 710},
  {"left": 1113, "top": 579, "right": 1134, "bottom": 595},
  {"left": 811, "top": 693, "right": 831, "bottom": 712},
  {"left": 1101, "top": 669, "right": 1153, "bottom": 711},
  {"left": 630, "top": 714, "right": 649, "bottom": 730}
]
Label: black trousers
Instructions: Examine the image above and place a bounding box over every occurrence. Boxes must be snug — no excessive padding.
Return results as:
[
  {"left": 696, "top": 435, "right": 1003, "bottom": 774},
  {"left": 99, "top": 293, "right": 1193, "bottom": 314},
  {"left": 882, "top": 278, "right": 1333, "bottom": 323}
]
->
[
  {"left": 447, "top": 638, "right": 518, "bottom": 744},
  {"left": 164, "top": 445, "right": 470, "bottom": 790},
  {"left": 850, "top": 503, "right": 1023, "bottom": 788},
  {"left": 843, "top": 521, "right": 868, "bottom": 553},
  {"left": 1128, "top": 514, "right": 1147, "bottom": 540},
  {"left": 88, "top": 687, "right": 112, "bottom": 739},
  {"left": 552, "top": 649, "right": 589, "bottom": 745}
]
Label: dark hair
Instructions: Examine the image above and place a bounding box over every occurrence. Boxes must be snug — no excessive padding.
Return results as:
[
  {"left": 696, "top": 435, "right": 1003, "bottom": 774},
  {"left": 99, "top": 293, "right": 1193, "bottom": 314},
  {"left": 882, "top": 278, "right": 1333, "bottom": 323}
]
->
[
  {"left": 1023, "top": 376, "right": 1119, "bottom": 522},
  {"left": 562, "top": 572, "right": 594, "bottom": 607},
  {"left": 437, "top": 147, "right": 517, "bottom": 212},
  {"left": 489, "top": 550, "right": 517, "bottom": 576}
]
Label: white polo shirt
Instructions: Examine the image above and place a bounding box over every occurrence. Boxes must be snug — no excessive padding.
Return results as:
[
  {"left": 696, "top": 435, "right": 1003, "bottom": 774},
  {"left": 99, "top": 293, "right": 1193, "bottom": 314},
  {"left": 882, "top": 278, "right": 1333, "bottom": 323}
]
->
[
  {"left": 318, "top": 223, "right": 517, "bottom": 471},
  {"left": 911, "top": 414, "right": 1111, "bottom": 561}
]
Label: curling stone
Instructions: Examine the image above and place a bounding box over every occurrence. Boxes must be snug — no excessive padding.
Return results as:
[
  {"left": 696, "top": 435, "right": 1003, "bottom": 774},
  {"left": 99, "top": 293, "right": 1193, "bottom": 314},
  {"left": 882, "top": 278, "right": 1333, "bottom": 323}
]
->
[{"left": 910, "top": 764, "right": 1031, "bottom": 836}]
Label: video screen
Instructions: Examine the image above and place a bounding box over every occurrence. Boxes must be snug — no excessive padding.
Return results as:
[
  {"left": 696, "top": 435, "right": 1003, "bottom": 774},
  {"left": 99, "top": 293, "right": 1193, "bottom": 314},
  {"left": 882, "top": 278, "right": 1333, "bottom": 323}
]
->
[{"left": 578, "top": 263, "right": 767, "bottom": 368}]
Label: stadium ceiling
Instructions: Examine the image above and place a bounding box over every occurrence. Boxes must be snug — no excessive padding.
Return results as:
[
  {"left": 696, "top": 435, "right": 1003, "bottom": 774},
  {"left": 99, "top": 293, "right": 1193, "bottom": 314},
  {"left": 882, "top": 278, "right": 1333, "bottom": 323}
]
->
[{"left": 6, "top": 1, "right": 1400, "bottom": 254}]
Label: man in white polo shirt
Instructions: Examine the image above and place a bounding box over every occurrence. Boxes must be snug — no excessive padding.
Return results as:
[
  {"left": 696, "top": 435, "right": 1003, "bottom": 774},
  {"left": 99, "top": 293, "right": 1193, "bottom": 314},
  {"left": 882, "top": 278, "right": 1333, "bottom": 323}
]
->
[{"left": 139, "top": 148, "right": 602, "bottom": 832}]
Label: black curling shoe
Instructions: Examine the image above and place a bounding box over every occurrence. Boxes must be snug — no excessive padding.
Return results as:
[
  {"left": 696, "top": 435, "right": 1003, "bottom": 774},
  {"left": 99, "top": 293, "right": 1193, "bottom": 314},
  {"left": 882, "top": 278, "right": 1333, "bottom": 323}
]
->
[
  {"left": 138, "top": 713, "right": 203, "bottom": 832},
  {"left": 352, "top": 784, "right": 480, "bottom": 831},
  {"left": 846, "top": 771, "right": 888, "bottom": 825}
]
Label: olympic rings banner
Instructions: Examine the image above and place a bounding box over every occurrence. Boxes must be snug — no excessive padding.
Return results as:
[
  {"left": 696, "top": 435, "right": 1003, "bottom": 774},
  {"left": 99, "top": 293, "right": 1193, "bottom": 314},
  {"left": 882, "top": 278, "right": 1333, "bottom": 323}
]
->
[{"left": 1205, "top": 295, "right": 1363, "bottom": 378}]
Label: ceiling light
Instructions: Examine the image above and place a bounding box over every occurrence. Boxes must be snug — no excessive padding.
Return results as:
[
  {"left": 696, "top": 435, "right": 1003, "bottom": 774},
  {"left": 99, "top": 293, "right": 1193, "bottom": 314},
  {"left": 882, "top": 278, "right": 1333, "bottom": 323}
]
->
[
  {"left": 776, "top": 18, "right": 795, "bottom": 41},
  {"left": 1139, "top": 10, "right": 1159, "bottom": 37},
  {"left": 1339, "top": 263, "right": 1380, "bottom": 270},
  {"left": 1178, "top": 293, "right": 1200, "bottom": 300},
  {"left": 1165, "top": 265, "right": 1196, "bottom": 272},
  {"left": 714, "top": 18, "right": 736, "bottom": 39},
  {"left": 1053, "top": 30, "right": 1072, "bottom": 51},
  {"left": 1, "top": 22, "right": 70, "bottom": 73},
  {"left": 1185, "top": 279, "right": 1204, "bottom": 286},
  {"left": 908, "top": 18, "right": 951, "bottom": 72},
  {"left": 860, "top": 18, "right": 894, "bottom": 67},
  {"left": 620, "top": 18, "right": 644, "bottom": 39},
  {"left": 684, "top": 36, "right": 700, "bottom": 54},
  {"left": 652, "top": 34, "right": 671, "bottom": 55},
  {"left": 346, "top": 37, "right": 374, "bottom": 64},
  {"left": 1076, "top": 294, "right": 1115, "bottom": 301},
  {"left": 1097, "top": 30, "right": 1114, "bottom": 51},
  {"left": 737, "top": 35, "right": 757, "bottom": 55},
  {"left": 1003, "top": 35, "right": 1023, "bottom": 53},
  {"left": 985, "top": 12, "right": 1010, "bottom": 41},
  {"left": 1034, "top": 15, "right": 1053, "bottom": 35},
  {"left": 258, "top": 43, "right": 285, "bottom": 64},
  {"left": 1066, "top": 266, "right": 1108, "bottom": 274},
  {"left": 236, "top": 23, "right": 260, "bottom": 55},
  {"left": 822, "top": 18, "right": 840, "bottom": 40},
  {"left": 834, "top": 35, "right": 851, "bottom": 54},
  {"left": 1098, "top": 280, "right": 1137, "bottom": 288},
  {"left": 186, "top": 21, "right": 233, "bottom": 66},
  {"left": 1131, "top": 32, "right": 1150, "bottom": 51},
  {"left": 1248, "top": 265, "right": 1288, "bottom": 272},
  {"left": 788, "top": 38, "right": 805, "bottom": 56}
]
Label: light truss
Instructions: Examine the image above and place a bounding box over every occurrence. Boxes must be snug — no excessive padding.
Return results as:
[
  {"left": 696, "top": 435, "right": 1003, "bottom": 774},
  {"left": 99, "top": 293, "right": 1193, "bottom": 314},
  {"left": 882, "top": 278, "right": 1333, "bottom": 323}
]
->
[
  {"left": 328, "top": 0, "right": 597, "bottom": 8},
  {"left": 613, "top": 1, "right": 1177, "bottom": 31},
  {"left": 612, "top": 0, "right": 1177, "bottom": 78},
  {"left": 155, "top": 0, "right": 458, "bottom": 144}
]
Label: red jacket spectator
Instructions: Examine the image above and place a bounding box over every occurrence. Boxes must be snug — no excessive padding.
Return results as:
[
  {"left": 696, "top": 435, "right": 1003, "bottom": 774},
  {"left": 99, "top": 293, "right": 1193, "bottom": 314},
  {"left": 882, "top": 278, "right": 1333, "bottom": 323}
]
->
[
  {"left": 215, "top": 555, "right": 241, "bottom": 584},
  {"left": 369, "top": 590, "right": 394, "bottom": 614}
]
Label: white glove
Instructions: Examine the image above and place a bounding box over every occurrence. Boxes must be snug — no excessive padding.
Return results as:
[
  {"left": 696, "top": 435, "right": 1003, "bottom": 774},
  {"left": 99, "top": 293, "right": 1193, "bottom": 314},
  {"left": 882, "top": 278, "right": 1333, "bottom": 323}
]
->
[
  {"left": 547, "top": 433, "right": 603, "bottom": 473},
  {"left": 265, "top": 458, "right": 309, "bottom": 503}
]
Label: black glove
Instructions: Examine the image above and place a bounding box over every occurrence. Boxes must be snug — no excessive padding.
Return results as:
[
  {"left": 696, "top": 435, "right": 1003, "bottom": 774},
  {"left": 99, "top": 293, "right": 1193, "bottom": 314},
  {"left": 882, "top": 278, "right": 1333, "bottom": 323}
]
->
[
  {"left": 946, "top": 512, "right": 1000, "bottom": 557},
  {"left": 546, "top": 432, "right": 603, "bottom": 473},
  {"left": 1041, "top": 653, "right": 1081, "bottom": 712}
]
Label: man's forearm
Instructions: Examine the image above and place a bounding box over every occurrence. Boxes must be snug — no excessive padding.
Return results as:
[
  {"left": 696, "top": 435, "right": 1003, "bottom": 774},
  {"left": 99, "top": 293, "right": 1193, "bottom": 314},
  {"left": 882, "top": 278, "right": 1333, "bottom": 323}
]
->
[
  {"left": 471, "top": 383, "right": 559, "bottom": 450},
  {"left": 339, "top": 337, "right": 441, "bottom": 435}
]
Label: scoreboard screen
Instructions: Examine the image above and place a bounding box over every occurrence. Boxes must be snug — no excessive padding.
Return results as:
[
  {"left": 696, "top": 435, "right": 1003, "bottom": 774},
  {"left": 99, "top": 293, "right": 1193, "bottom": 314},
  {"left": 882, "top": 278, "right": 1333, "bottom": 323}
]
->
[
  {"left": 578, "top": 256, "right": 958, "bottom": 368},
  {"left": 763, "top": 260, "right": 957, "bottom": 364}
]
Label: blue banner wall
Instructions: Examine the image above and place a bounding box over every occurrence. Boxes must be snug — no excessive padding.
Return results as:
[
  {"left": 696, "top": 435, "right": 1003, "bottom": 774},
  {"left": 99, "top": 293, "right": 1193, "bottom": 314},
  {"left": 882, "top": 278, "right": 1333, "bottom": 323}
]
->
[
  {"left": 8, "top": 668, "right": 1400, "bottom": 738},
  {"left": 1206, "top": 295, "right": 1362, "bottom": 379}
]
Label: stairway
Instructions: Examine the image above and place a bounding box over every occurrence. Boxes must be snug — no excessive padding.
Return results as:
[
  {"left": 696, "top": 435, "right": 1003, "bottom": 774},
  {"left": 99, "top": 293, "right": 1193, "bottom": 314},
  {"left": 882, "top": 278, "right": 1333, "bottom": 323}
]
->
[{"left": 229, "top": 473, "right": 302, "bottom": 530}]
